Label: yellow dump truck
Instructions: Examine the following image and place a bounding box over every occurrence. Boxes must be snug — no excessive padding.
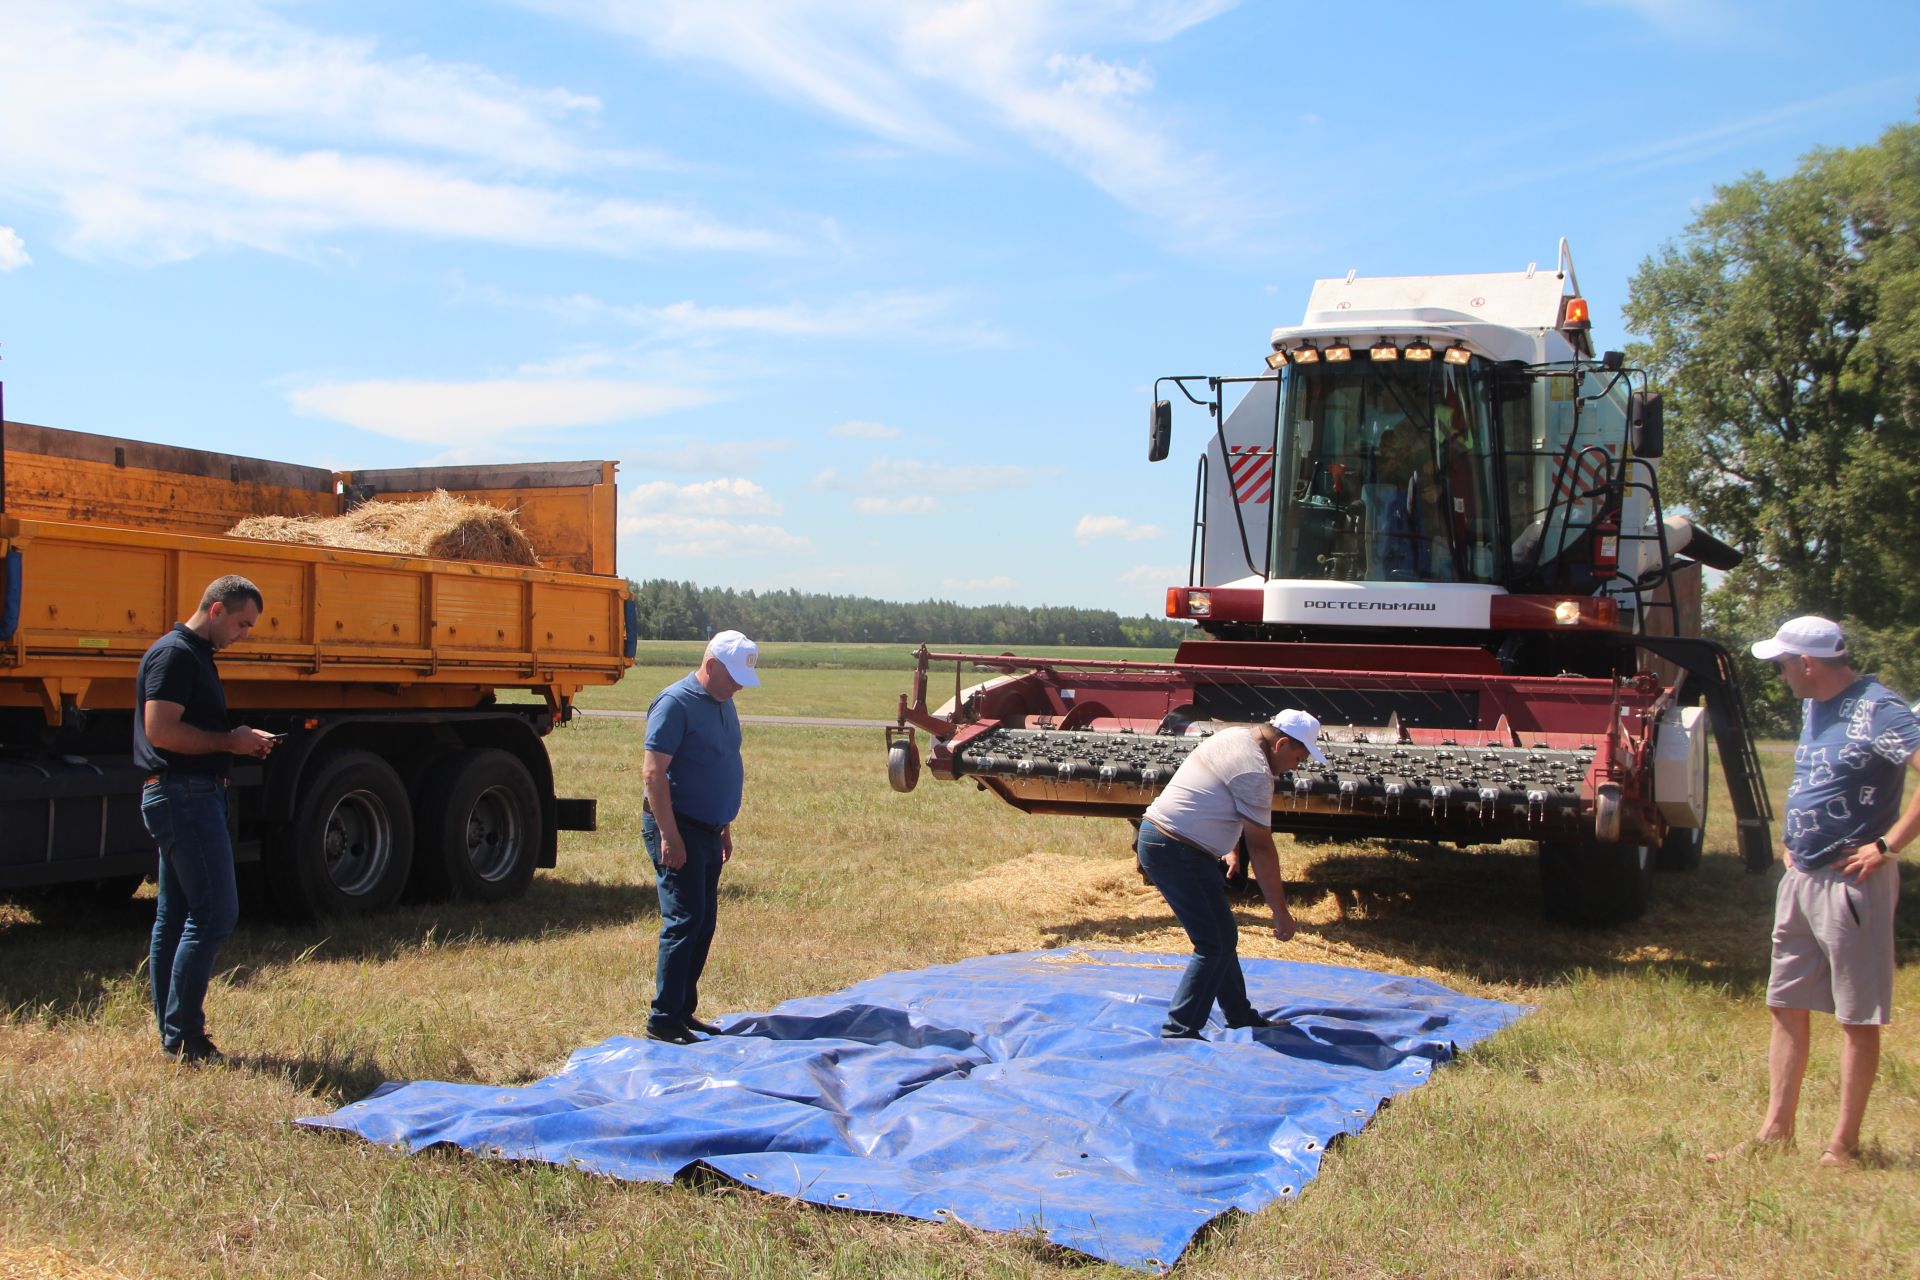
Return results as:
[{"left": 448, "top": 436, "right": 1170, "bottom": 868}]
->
[{"left": 0, "top": 410, "right": 634, "bottom": 916}]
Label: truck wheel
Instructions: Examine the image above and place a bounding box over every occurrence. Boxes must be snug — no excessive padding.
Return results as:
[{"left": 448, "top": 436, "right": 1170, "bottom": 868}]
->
[
  {"left": 412, "top": 749, "right": 540, "bottom": 903},
  {"left": 1539, "top": 840, "right": 1651, "bottom": 927},
  {"left": 270, "top": 750, "right": 414, "bottom": 918}
]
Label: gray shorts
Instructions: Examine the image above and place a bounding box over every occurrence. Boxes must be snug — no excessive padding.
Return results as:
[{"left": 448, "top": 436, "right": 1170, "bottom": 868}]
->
[{"left": 1767, "top": 858, "right": 1899, "bottom": 1025}]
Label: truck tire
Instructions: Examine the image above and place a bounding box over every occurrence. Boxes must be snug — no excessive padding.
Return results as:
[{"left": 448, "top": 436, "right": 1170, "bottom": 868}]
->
[
  {"left": 411, "top": 748, "right": 540, "bottom": 903},
  {"left": 1539, "top": 840, "right": 1651, "bottom": 927},
  {"left": 269, "top": 750, "right": 414, "bottom": 918}
]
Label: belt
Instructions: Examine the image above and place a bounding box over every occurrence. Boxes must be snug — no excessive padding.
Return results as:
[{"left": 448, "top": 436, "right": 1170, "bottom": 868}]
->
[
  {"left": 143, "top": 773, "right": 228, "bottom": 788},
  {"left": 1145, "top": 817, "right": 1219, "bottom": 859},
  {"left": 643, "top": 800, "right": 725, "bottom": 834}
]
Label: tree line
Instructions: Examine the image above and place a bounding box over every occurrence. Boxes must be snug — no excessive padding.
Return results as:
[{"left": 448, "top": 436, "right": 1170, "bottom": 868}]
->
[{"left": 626, "top": 579, "right": 1190, "bottom": 648}]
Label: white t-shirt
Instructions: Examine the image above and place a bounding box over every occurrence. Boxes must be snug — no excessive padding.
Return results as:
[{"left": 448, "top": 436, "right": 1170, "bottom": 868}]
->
[{"left": 1142, "top": 727, "right": 1275, "bottom": 858}]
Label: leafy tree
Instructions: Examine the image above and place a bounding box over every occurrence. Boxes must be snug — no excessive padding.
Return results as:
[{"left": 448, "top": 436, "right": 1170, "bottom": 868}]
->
[{"left": 1626, "top": 118, "right": 1920, "bottom": 731}]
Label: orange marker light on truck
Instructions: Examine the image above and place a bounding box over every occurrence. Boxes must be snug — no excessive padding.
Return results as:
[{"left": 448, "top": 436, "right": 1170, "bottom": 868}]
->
[{"left": 1562, "top": 296, "right": 1590, "bottom": 328}]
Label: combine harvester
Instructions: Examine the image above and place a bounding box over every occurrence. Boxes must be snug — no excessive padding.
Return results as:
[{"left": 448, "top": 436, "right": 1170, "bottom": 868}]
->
[{"left": 887, "top": 242, "right": 1771, "bottom": 925}]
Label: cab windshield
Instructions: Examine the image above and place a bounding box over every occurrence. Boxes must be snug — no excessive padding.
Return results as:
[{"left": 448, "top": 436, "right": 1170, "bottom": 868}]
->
[{"left": 1272, "top": 359, "right": 1502, "bottom": 583}]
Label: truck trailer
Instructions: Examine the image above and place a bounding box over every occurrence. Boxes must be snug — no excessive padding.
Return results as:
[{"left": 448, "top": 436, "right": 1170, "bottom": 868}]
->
[
  {"left": 887, "top": 243, "right": 1772, "bottom": 926},
  {"left": 0, "top": 401, "right": 634, "bottom": 917}
]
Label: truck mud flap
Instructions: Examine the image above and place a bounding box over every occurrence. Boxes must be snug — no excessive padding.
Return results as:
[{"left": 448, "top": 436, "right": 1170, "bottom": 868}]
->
[{"left": 556, "top": 797, "right": 597, "bottom": 832}]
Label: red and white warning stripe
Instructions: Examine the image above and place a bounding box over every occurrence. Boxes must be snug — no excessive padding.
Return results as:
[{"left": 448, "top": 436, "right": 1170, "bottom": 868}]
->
[{"left": 1229, "top": 445, "right": 1274, "bottom": 505}]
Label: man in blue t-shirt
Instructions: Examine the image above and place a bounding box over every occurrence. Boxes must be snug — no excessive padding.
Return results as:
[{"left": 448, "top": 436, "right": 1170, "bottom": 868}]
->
[
  {"left": 1716, "top": 616, "right": 1920, "bottom": 1168},
  {"left": 640, "top": 630, "right": 758, "bottom": 1044}
]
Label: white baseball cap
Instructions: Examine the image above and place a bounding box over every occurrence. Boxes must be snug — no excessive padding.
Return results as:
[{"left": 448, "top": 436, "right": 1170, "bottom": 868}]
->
[
  {"left": 1750, "top": 615, "right": 1847, "bottom": 662},
  {"left": 1270, "top": 708, "right": 1328, "bottom": 765},
  {"left": 705, "top": 629, "right": 761, "bottom": 687}
]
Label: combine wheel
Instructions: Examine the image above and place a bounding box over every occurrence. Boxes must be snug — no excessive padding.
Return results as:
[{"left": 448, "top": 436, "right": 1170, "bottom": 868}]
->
[
  {"left": 1654, "top": 788, "right": 1708, "bottom": 872},
  {"left": 887, "top": 736, "right": 921, "bottom": 794},
  {"left": 1539, "top": 840, "right": 1652, "bottom": 927},
  {"left": 269, "top": 750, "right": 414, "bottom": 918},
  {"left": 412, "top": 749, "right": 541, "bottom": 903},
  {"left": 1655, "top": 824, "right": 1705, "bottom": 873}
]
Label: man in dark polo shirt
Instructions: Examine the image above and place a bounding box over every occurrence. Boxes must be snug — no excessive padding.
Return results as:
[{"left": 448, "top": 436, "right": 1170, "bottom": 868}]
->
[
  {"left": 640, "top": 629, "right": 757, "bottom": 1044},
  {"left": 135, "top": 575, "right": 278, "bottom": 1064}
]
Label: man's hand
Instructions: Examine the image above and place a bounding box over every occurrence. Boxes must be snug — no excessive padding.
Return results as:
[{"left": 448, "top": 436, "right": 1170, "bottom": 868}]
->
[
  {"left": 1223, "top": 847, "right": 1243, "bottom": 882},
  {"left": 1840, "top": 842, "right": 1892, "bottom": 883},
  {"left": 229, "top": 726, "right": 277, "bottom": 759},
  {"left": 658, "top": 837, "right": 687, "bottom": 872},
  {"left": 1270, "top": 909, "right": 1296, "bottom": 942},
  {"left": 720, "top": 826, "right": 734, "bottom": 865}
]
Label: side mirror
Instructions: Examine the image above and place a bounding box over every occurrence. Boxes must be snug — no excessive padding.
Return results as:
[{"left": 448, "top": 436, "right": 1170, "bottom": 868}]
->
[
  {"left": 1630, "top": 391, "right": 1664, "bottom": 458},
  {"left": 1148, "top": 400, "right": 1172, "bottom": 462}
]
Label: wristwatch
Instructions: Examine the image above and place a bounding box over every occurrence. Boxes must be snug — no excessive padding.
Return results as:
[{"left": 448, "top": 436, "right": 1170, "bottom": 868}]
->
[{"left": 1874, "top": 836, "right": 1890, "bottom": 855}]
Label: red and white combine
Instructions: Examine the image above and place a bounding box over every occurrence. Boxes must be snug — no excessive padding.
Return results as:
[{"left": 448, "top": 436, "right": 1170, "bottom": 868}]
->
[{"left": 886, "top": 242, "right": 1772, "bottom": 925}]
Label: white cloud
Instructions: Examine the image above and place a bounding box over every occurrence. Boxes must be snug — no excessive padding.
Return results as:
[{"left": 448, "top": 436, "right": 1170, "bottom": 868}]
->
[
  {"left": 619, "top": 512, "right": 813, "bottom": 556},
  {"left": 618, "top": 471, "right": 809, "bottom": 558},
  {"left": 287, "top": 377, "right": 718, "bottom": 444},
  {"left": 457, "top": 278, "right": 1005, "bottom": 348},
  {"left": 813, "top": 456, "right": 1047, "bottom": 494},
  {"left": 532, "top": 1, "right": 1255, "bottom": 243},
  {"left": 0, "top": 227, "right": 30, "bottom": 270},
  {"left": 623, "top": 477, "right": 780, "bottom": 517},
  {"left": 1119, "top": 563, "right": 1183, "bottom": 586},
  {"left": 1573, "top": 0, "right": 1745, "bottom": 39},
  {"left": 943, "top": 575, "right": 1016, "bottom": 593},
  {"left": 625, "top": 438, "right": 794, "bottom": 473},
  {"left": 828, "top": 419, "right": 902, "bottom": 439},
  {"left": 1076, "top": 514, "right": 1163, "bottom": 543},
  {"left": 854, "top": 495, "right": 937, "bottom": 515},
  {"left": 0, "top": 2, "right": 796, "bottom": 263}
]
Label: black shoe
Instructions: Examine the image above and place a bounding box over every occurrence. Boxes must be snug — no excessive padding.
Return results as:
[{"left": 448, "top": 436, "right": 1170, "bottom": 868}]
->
[
  {"left": 681, "top": 1016, "right": 726, "bottom": 1036},
  {"left": 164, "top": 1035, "right": 228, "bottom": 1065},
  {"left": 646, "top": 1023, "right": 699, "bottom": 1045},
  {"left": 1227, "top": 1014, "right": 1275, "bottom": 1030},
  {"left": 1161, "top": 1029, "right": 1205, "bottom": 1041}
]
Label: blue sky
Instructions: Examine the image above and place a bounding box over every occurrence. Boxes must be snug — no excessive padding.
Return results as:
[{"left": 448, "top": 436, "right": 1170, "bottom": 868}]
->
[{"left": 2, "top": 0, "right": 1916, "bottom": 614}]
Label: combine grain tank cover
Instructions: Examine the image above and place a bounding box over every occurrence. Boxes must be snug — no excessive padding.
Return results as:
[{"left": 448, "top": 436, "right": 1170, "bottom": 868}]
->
[{"left": 303, "top": 948, "right": 1525, "bottom": 1273}]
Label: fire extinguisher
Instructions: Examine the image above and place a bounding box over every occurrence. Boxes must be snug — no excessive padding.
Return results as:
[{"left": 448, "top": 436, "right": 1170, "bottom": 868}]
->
[{"left": 1591, "top": 507, "right": 1620, "bottom": 575}]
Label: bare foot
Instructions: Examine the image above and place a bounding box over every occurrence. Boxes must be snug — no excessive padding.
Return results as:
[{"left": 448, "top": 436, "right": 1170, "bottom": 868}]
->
[
  {"left": 1705, "top": 1135, "right": 1793, "bottom": 1163},
  {"left": 1818, "top": 1146, "right": 1857, "bottom": 1169}
]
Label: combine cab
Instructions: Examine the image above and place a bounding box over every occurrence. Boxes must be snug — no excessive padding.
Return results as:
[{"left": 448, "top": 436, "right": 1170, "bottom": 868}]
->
[{"left": 887, "top": 242, "right": 1772, "bottom": 926}]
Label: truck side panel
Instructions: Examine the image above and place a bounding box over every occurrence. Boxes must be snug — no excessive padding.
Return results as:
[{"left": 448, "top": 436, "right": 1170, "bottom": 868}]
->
[{"left": 2, "top": 421, "right": 336, "bottom": 534}]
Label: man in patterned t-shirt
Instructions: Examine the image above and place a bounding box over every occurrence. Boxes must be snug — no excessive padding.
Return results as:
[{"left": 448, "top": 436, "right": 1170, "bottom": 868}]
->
[{"left": 1720, "top": 616, "right": 1920, "bottom": 1167}]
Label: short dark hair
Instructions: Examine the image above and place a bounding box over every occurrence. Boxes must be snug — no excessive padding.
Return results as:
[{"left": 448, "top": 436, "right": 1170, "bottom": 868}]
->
[{"left": 200, "top": 574, "right": 263, "bottom": 613}]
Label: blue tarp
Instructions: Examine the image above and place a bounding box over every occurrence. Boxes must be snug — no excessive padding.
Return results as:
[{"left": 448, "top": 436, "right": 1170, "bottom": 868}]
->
[{"left": 301, "top": 948, "right": 1526, "bottom": 1272}]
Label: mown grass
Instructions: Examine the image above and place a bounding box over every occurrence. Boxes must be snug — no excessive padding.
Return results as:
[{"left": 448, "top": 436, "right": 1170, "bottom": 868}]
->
[{"left": 2, "top": 684, "right": 1917, "bottom": 1279}]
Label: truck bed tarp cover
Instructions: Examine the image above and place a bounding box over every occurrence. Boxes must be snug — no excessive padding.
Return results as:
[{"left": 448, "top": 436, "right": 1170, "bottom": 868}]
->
[{"left": 301, "top": 948, "right": 1525, "bottom": 1272}]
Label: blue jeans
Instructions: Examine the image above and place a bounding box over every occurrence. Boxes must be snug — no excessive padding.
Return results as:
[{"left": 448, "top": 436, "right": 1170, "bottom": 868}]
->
[
  {"left": 1136, "top": 822, "right": 1260, "bottom": 1037},
  {"left": 143, "top": 776, "right": 239, "bottom": 1048},
  {"left": 643, "top": 812, "right": 724, "bottom": 1033}
]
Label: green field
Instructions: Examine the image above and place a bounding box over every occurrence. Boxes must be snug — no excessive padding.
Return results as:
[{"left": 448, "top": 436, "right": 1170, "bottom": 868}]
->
[
  {"left": 625, "top": 638, "right": 1181, "bottom": 672},
  {"left": 2, "top": 669, "right": 1916, "bottom": 1279}
]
